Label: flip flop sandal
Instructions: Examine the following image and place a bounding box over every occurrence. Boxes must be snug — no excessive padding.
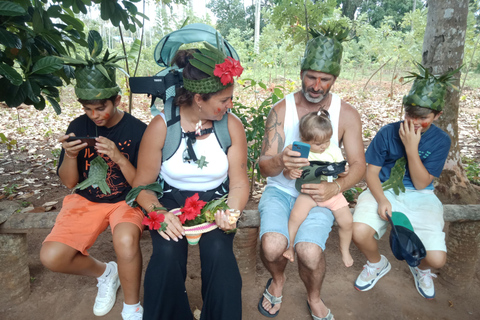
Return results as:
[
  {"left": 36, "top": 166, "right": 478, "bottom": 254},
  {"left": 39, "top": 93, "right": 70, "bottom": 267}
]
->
[
  {"left": 257, "top": 278, "right": 283, "bottom": 318},
  {"left": 307, "top": 301, "right": 334, "bottom": 320}
]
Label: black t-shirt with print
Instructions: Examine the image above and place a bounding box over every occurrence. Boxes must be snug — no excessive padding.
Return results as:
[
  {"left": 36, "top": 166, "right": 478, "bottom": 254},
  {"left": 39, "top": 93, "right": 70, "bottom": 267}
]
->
[{"left": 58, "top": 112, "right": 147, "bottom": 203}]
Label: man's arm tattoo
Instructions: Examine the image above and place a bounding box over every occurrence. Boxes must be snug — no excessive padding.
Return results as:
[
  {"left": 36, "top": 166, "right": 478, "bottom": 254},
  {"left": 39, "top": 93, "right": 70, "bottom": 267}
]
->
[{"left": 262, "top": 109, "right": 284, "bottom": 156}]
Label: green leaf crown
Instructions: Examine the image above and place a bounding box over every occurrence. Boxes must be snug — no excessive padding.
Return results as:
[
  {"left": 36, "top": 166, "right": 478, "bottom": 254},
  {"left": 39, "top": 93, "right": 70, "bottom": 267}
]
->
[
  {"left": 402, "top": 62, "right": 461, "bottom": 111},
  {"left": 301, "top": 23, "right": 350, "bottom": 77},
  {"left": 60, "top": 30, "right": 126, "bottom": 100},
  {"left": 182, "top": 34, "right": 233, "bottom": 94}
]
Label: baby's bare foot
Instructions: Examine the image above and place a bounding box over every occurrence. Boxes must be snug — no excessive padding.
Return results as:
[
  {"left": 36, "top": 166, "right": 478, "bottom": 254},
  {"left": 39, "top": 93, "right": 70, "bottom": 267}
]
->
[
  {"left": 282, "top": 249, "right": 295, "bottom": 262},
  {"left": 342, "top": 252, "right": 354, "bottom": 267}
]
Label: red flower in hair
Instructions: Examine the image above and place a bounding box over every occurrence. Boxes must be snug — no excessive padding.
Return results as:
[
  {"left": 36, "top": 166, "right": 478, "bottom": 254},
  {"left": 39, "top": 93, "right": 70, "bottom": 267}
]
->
[{"left": 213, "top": 57, "right": 244, "bottom": 86}]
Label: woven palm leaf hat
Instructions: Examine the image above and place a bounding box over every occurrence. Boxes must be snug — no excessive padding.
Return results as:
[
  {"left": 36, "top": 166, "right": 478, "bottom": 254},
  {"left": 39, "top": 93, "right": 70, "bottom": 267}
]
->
[
  {"left": 402, "top": 62, "right": 462, "bottom": 111},
  {"left": 183, "top": 34, "right": 243, "bottom": 94},
  {"left": 300, "top": 23, "right": 350, "bottom": 77},
  {"left": 60, "top": 30, "right": 126, "bottom": 100}
]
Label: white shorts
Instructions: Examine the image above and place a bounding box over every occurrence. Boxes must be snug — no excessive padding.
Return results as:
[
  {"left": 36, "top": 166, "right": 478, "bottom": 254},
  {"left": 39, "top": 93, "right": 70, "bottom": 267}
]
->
[{"left": 353, "top": 188, "right": 446, "bottom": 252}]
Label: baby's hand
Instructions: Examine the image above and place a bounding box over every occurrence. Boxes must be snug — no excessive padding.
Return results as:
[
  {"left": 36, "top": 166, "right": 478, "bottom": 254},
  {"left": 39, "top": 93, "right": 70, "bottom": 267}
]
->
[{"left": 283, "top": 168, "right": 303, "bottom": 180}]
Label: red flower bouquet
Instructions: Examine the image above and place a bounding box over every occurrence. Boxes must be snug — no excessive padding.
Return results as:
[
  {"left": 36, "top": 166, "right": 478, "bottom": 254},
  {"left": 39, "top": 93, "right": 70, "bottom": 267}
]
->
[
  {"left": 142, "top": 193, "right": 241, "bottom": 245},
  {"left": 213, "top": 57, "right": 244, "bottom": 86}
]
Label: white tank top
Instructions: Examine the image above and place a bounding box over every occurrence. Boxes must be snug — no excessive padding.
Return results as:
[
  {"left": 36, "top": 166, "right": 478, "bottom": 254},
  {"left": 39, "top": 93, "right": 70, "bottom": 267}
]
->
[
  {"left": 159, "top": 114, "right": 229, "bottom": 191},
  {"left": 266, "top": 92, "right": 341, "bottom": 197}
]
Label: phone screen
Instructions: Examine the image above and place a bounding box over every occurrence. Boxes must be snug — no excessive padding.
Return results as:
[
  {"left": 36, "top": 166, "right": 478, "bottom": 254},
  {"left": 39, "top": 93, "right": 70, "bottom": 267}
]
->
[{"left": 66, "top": 136, "right": 97, "bottom": 147}]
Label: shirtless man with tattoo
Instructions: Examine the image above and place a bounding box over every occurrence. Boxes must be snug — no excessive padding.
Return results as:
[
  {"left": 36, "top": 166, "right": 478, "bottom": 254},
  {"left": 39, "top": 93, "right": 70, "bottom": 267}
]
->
[{"left": 257, "top": 28, "right": 366, "bottom": 320}]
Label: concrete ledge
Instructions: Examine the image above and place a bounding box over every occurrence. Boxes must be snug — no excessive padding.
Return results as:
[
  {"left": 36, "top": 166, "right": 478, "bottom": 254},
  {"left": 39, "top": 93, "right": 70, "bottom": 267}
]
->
[
  {"left": 238, "top": 205, "right": 480, "bottom": 228},
  {"left": 1, "top": 204, "right": 479, "bottom": 233}
]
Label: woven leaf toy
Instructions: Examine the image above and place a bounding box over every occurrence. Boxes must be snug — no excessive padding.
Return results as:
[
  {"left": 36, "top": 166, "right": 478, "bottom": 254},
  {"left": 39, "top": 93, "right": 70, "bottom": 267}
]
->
[
  {"left": 382, "top": 157, "right": 407, "bottom": 196},
  {"left": 74, "top": 156, "right": 111, "bottom": 195}
]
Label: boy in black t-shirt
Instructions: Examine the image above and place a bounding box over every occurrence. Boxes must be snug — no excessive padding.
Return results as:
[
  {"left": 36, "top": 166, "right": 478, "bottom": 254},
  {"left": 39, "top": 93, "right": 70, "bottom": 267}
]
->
[{"left": 40, "top": 31, "right": 147, "bottom": 320}]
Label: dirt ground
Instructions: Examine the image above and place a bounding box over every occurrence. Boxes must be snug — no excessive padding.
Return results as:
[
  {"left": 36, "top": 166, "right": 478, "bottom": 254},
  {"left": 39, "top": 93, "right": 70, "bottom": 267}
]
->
[
  {"left": 1, "top": 83, "right": 479, "bottom": 319},
  {"left": 0, "top": 220, "right": 479, "bottom": 320}
]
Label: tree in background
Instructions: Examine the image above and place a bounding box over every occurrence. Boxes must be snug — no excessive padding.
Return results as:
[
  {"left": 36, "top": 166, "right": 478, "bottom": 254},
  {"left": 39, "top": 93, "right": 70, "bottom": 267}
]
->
[
  {"left": 421, "top": 0, "right": 480, "bottom": 289},
  {"left": 358, "top": 0, "right": 422, "bottom": 30},
  {"left": 207, "top": 0, "right": 248, "bottom": 38}
]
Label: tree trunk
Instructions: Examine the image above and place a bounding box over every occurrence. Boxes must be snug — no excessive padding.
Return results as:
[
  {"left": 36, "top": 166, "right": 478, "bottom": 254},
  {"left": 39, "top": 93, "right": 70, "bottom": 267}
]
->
[
  {"left": 254, "top": 0, "right": 261, "bottom": 54},
  {"left": 441, "top": 221, "right": 480, "bottom": 288},
  {"left": 422, "top": 0, "right": 479, "bottom": 204}
]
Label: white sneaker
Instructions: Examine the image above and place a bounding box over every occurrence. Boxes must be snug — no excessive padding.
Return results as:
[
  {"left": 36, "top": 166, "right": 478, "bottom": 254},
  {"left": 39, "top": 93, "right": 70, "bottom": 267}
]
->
[
  {"left": 93, "top": 261, "right": 121, "bottom": 316},
  {"left": 121, "top": 305, "right": 143, "bottom": 320},
  {"left": 409, "top": 266, "right": 437, "bottom": 299},
  {"left": 354, "top": 255, "right": 391, "bottom": 291}
]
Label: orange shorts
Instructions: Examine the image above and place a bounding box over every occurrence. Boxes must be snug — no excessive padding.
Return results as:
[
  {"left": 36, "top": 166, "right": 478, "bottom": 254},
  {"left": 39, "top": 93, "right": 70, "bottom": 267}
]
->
[
  {"left": 316, "top": 193, "right": 349, "bottom": 212},
  {"left": 44, "top": 194, "right": 144, "bottom": 255}
]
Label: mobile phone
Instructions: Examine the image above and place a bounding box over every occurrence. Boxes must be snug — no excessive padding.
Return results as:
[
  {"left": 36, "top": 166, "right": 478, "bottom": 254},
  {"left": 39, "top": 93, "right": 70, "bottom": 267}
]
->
[
  {"left": 292, "top": 141, "right": 310, "bottom": 158},
  {"left": 66, "top": 136, "right": 97, "bottom": 147}
]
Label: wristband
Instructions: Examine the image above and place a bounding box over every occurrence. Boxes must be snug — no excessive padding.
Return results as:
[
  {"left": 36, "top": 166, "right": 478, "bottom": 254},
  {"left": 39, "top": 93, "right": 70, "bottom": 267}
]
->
[
  {"left": 65, "top": 151, "right": 77, "bottom": 159},
  {"left": 334, "top": 180, "right": 342, "bottom": 195}
]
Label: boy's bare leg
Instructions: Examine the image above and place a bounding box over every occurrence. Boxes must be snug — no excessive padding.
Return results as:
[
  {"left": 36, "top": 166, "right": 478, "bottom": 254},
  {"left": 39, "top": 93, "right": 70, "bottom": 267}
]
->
[
  {"left": 112, "top": 222, "right": 142, "bottom": 305},
  {"left": 332, "top": 206, "right": 354, "bottom": 267},
  {"left": 352, "top": 222, "right": 381, "bottom": 263},
  {"left": 283, "top": 194, "right": 317, "bottom": 262},
  {"left": 40, "top": 241, "right": 106, "bottom": 277}
]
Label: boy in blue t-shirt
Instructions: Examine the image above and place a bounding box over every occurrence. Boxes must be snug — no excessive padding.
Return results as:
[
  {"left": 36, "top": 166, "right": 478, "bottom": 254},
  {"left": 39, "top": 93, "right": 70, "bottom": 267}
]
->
[{"left": 352, "top": 64, "right": 457, "bottom": 299}]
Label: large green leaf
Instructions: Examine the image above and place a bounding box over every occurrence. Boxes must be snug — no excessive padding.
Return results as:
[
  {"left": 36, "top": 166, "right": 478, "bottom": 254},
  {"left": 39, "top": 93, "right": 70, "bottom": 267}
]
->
[
  {"left": 127, "top": 38, "right": 141, "bottom": 60},
  {"left": 32, "top": 7, "right": 45, "bottom": 33},
  {"left": 123, "top": 1, "right": 137, "bottom": 15},
  {"left": 46, "top": 95, "right": 61, "bottom": 115},
  {"left": 33, "top": 95, "right": 46, "bottom": 111},
  {"left": 59, "top": 14, "right": 84, "bottom": 32},
  {"left": 32, "top": 56, "right": 63, "bottom": 74},
  {"left": 29, "top": 74, "right": 63, "bottom": 87},
  {"left": 6, "top": 83, "right": 24, "bottom": 108},
  {"left": 0, "top": 63, "right": 23, "bottom": 86},
  {"left": 88, "top": 30, "right": 103, "bottom": 58},
  {"left": 23, "top": 79, "right": 40, "bottom": 104},
  {"left": 0, "top": 1, "right": 26, "bottom": 16},
  {"left": 0, "top": 27, "right": 22, "bottom": 48}
]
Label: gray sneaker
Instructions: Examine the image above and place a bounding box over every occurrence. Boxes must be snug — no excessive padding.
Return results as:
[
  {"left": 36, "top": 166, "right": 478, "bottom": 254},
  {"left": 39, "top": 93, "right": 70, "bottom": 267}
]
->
[
  {"left": 354, "top": 255, "right": 391, "bottom": 291},
  {"left": 409, "top": 266, "right": 437, "bottom": 299},
  {"left": 93, "top": 261, "right": 121, "bottom": 316}
]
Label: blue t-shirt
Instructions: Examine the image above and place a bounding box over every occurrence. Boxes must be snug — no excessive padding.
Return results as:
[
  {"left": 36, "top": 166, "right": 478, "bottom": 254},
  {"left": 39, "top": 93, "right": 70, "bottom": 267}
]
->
[{"left": 365, "top": 121, "right": 451, "bottom": 190}]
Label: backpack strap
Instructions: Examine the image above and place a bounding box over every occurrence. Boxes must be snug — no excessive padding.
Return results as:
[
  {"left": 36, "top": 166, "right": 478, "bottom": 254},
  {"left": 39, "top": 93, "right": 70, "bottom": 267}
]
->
[
  {"left": 213, "top": 112, "right": 231, "bottom": 154},
  {"left": 162, "top": 97, "right": 181, "bottom": 162},
  {"left": 162, "top": 101, "right": 231, "bottom": 162}
]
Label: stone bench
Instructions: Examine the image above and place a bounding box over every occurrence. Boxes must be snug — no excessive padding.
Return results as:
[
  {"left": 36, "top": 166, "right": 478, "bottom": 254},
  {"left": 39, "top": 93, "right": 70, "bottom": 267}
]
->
[{"left": 1, "top": 203, "right": 479, "bottom": 305}]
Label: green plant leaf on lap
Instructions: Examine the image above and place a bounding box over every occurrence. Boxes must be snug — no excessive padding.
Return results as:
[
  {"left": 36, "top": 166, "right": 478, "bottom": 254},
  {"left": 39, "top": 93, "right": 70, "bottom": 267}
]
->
[
  {"left": 74, "top": 156, "right": 111, "bottom": 195},
  {"left": 382, "top": 157, "right": 407, "bottom": 196}
]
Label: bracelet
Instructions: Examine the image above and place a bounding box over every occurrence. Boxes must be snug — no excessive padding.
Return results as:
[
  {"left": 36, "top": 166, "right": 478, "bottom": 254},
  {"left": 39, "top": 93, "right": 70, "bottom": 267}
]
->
[
  {"left": 64, "top": 151, "right": 77, "bottom": 159},
  {"left": 334, "top": 180, "right": 342, "bottom": 195}
]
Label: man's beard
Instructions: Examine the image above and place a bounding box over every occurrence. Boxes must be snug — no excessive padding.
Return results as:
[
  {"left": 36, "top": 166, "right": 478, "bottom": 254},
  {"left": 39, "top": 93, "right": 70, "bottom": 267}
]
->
[{"left": 302, "top": 82, "right": 329, "bottom": 104}]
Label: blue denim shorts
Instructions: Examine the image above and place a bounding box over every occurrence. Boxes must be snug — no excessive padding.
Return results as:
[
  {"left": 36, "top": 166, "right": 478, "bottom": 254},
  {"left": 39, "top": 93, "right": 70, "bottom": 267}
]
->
[{"left": 259, "top": 186, "right": 335, "bottom": 251}]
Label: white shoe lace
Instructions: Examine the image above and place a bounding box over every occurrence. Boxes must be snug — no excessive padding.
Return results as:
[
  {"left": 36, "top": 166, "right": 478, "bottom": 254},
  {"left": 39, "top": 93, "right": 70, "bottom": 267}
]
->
[
  {"left": 418, "top": 269, "right": 437, "bottom": 288},
  {"left": 361, "top": 262, "right": 377, "bottom": 279},
  {"left": 96, "top": 277, "right": 112, "bottom": 302}
]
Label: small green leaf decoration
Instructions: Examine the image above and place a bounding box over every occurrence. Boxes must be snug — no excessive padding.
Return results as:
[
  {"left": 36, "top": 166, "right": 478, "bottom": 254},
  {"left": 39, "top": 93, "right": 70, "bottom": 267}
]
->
[
  {"left": 196, "top": 156, "right": 209, "bottom": 169},
  {"left": 75, "top": 156, "right": 111, "bottom": 195},
  {"left": 382, "top": 157, "right": 407, "bottom": 195},
  {"left": 31, "top": 56, "right": 64, "bottom": 74}
]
